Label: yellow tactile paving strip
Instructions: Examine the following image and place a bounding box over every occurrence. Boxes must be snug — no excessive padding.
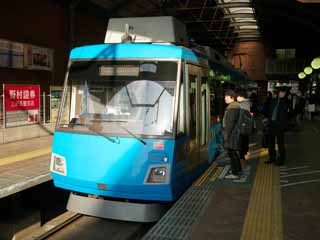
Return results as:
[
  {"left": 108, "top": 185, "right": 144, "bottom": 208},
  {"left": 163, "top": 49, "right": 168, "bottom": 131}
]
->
[
  {"left": 194, "top": 162, "right": 217, "bottom": 187},
  {"left": 0, "top": 146, "right": 52, "bottom": 167},
  {"left": 210, "top": 166, "right": 223, "bottom": 182},
  {"left": 241, "top": 149, "right": 283, "bottom": 240}
]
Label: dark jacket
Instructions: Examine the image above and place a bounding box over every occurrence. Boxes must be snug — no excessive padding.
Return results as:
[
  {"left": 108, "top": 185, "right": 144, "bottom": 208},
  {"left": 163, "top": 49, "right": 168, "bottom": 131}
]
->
[
  {"left": 239, "top": 99, "right": 251, "bottom": 112},
  {"left": 266, "top": 98, "right": 289, "bottom": 131},
  {"left": 222, "top": 101, "right": 240, "bottom": 150}
]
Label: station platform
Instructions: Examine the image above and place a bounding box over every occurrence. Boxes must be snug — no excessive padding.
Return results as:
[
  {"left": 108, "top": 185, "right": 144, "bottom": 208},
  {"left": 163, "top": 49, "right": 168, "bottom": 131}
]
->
[
  {"left": 0, "top": 136, "right": 52, "bottom": 199},
  {"left": 143, "top": 119, "right": 320, "bottom": 240},
  {"left": 1, "top": 120, "right": 320, "bottom": 240}
]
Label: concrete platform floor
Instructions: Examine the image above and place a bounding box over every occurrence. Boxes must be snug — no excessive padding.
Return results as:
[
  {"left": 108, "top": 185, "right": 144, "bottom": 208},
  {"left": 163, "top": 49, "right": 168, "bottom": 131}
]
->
[
  {"left": 282, "top": 120, "right": 320, "bottom": 240},
  {"left": 190, "top": 119, "right": 320, "bottom": 240},
  {"left": 0, "top": 136, "right": 52, "bottom": 198}
]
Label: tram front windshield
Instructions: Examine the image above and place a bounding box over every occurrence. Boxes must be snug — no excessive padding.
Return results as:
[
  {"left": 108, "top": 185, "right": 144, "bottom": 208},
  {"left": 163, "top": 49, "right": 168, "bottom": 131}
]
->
[{"left": 58, "top": 60, "right": 178, "bottom": 137}]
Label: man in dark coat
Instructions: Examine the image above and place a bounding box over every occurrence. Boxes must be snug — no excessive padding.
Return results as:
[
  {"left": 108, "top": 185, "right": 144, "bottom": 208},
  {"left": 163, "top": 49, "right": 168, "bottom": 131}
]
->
[
  {"left": 264, "top": 87, "right": 289, "bottom": 166},
  {"left": 222, "top": 89, "right": 242, "bottom": 179},
  {"left": 236, "top": 88, "right": 252, "bottom": 162}
]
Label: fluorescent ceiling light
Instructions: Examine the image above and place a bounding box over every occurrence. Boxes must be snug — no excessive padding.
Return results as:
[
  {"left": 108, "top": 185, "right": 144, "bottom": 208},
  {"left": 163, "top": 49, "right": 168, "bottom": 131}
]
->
[{"left": 229, "top": 7, "right": 254, "bottom": 14}]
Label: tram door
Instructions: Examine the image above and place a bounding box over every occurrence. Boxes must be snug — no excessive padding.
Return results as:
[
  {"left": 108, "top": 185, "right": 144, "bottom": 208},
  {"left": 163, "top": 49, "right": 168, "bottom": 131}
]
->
[
  {"left": 186, "top": 64, "right": 201, "bottom": 171},
  {"left": 199, "top": 68, "right": 209, "bottom": 164}
]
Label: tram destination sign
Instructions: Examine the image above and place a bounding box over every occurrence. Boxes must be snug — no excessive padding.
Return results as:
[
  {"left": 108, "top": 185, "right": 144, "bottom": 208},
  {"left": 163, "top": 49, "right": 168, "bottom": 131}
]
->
[{"left": 99, "top": 65, "right": 139, "bottom": 76}]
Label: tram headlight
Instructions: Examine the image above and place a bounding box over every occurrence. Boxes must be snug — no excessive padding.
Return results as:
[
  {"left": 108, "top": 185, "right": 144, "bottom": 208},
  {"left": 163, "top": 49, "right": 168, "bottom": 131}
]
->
[
  {"left": 146, "top": 166, "right": 168, "bottom": 183},
  {"left": 50, "top": 153, "right": 67, "bottom": 176}
]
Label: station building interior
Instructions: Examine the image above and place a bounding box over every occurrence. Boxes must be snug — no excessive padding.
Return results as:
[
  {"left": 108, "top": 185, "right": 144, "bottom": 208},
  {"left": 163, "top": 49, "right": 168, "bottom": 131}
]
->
[{"left": 0, "top": 0, "right": 320, "bottom": 239}]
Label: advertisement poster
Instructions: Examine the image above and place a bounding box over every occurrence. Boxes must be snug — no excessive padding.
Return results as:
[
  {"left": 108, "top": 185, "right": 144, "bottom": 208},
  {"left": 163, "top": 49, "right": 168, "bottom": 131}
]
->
[
  {"left": 0, "top": 39, "right": 24, "bottom": 69},
  {"left": 24, "top": 44, "right": 53, "bottom": 71},
  {"left": 0, "top": 39, "right": 10, "bottom": 67},
  {"left": 4, "top": 85, "right": 40, "bottom": 127},
  {"left": 50, "top": 86, "right": 63, "bottom": 122},
  {"left": 11, "top": 42, "right": 24, "bottom": 69}
]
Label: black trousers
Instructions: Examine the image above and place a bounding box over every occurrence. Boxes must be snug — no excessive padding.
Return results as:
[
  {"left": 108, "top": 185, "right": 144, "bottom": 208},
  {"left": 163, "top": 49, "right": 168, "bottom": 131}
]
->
[
  {"left": 228, "top": 149, "right": 242, "bottom": 175},
  {"left": 267, "top": 126, "right": 286, "bottom": 165},
  {"left": 240, "top": 135, "right": 249, "bottom": 160}
]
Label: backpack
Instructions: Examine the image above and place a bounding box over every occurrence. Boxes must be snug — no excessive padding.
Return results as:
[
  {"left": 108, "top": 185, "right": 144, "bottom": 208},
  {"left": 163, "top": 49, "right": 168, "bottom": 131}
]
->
[{"left": 238, "top": 109, "right": 255, "bottom": 136}]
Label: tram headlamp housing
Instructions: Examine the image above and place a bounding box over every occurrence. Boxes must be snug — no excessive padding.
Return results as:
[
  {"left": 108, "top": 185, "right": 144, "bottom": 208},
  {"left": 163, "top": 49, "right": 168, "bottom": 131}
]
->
[
  {"left": 50, "top": 153, "right": 67, "bottom": 176},
  {"left": 146, "top": 165, "right": 169, "bottom": 184}
]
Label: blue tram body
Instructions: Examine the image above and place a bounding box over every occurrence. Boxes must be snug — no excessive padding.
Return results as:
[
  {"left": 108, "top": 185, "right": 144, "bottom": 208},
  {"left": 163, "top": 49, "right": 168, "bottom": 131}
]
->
[{"left": 50, "top": 42, "right": 245, "bottom": 221}]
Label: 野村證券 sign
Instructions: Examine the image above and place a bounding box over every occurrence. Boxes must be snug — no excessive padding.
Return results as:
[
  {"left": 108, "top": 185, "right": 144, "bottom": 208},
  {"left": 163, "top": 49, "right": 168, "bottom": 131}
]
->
[
  {"left": 4, "top": 85, "right": 40, "bottom": 111},
  {"left": 4, "top": 85, "right": 40, "bottom": 126}
]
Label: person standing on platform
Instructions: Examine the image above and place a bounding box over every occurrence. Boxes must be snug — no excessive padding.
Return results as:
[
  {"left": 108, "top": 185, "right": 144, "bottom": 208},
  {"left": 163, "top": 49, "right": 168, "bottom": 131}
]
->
[
  {"left": 264, "top": 87, "right": 289, "bottom": 166},
  {"left": 294, "top": 90, "right": 305, "bottom": 127},
  {"left": 236, "top": 88, "right": 252, "bottom": 168},
  {"left": 222, "top": 90, "right": 242, "bottom": 179}
]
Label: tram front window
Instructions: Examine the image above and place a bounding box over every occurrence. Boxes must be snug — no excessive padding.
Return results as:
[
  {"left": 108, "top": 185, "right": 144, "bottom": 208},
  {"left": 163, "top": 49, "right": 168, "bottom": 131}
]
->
[{"left": 58, "top": 60, "right": 178, "bottom": 137}]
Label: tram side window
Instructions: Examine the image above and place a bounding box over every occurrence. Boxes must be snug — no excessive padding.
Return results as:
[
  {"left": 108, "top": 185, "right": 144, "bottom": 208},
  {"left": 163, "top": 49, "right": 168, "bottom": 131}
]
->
[
  {"left": 177, "top": 83, "right": 185, "bottom": 135},
  {"left": 210, "top": 84, "right": 224, "bottom": 122},
  {"left": 201, "top": 78, "right": 207, "bottom": 146},
  {"left": 59, "top": 85, "right": 71, "bottom": 125},
  {"left": 189, "top": 75, "right": 197, "bottom": 140}
]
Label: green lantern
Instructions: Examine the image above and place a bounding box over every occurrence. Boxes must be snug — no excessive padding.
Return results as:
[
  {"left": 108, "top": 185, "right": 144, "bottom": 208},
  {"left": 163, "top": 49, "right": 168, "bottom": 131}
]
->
[
  {"left": 311, "top": 57, "right": 320, "bottom": 69},
  {"left": 304, "top": 66, "right": 313, "bottom": 75},
  {"left": 298, "top": 72, "right": 306, "bottom": 79}
]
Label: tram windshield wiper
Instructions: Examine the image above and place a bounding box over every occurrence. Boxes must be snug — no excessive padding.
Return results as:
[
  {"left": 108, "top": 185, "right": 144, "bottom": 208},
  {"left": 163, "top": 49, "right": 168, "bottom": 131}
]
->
[
  {"left": 90, "top": 119, "right": 146, "bottom": 145},
  {"left": 117, "top": 124, "right": 146, "bottom": 145},
  {"left": 70, "top": 122, "right": 117, "bottom": 144}
]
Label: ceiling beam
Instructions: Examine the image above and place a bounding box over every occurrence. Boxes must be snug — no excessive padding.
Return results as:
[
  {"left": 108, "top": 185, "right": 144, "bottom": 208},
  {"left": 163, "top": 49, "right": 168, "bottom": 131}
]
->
[
  {"left": 223, "top": 13, "right": 256, "bottom": 19},
  {"left": 214, "top": 2, "right": 252, "bottom": 9},
  {"left": 199, "top": 0, "right": 209, "bottom": 19},
  {"left": 184, "top": 19, "right": 230, "bottom": 23},
  {"left": 189, "top": 27, "right": 259, "bottom": 33},
  {"left": 236, "top": 34, "right": 261, "bottom": 39},
  {"left": 185, "top": 20, "right": 259, "bottom": 30},
  {"left": 233, "top": 29, "right": 260, "bottom": 34},
  {"left": 237, "top": 38, "right": 261, "bottom": 42},
  {"left": 296, "top": 0, "right": 320, "bottom": 3},
  {"left": 163, "top": 2, "right": 253, "bottom": 11},
  {"left": 191, "top": 33, "right": 247, "bottom": 40},
  {"left": 229, "top": 21, "right": 258, "bottom": 27}
]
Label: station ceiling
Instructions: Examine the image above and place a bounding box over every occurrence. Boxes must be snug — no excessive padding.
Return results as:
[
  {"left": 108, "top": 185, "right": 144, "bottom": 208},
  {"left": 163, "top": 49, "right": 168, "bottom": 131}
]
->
[{"left": 89, "top": 0, "right": 320, "bottom": 59}]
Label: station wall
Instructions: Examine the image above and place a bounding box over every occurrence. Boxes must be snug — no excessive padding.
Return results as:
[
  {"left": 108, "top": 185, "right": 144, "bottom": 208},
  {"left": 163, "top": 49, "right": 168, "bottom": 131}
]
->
[
  {"left": 0, "top": 0, "right": 107, "bottom": 92},
  {"left": 228, "top": 41, "right": 268, "bottom": 98},
  {"left": 229, "top": 41, "right": 267, "bottom": 82}
]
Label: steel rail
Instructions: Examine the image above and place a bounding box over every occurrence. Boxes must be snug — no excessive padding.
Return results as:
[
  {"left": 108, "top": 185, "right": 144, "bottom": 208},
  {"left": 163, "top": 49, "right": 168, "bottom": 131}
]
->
[{"left": 34, "top": 212, "right": 82, "bottom": 240}]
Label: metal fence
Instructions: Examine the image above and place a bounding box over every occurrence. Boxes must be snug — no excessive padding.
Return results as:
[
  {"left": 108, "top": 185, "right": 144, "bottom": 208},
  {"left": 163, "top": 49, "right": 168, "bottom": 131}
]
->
[
  {"left": 0, "top": 93, "right": 56, "bottom": 128},
  {"left": 0, "top": 94, "right": 3, "bottom": 128}
]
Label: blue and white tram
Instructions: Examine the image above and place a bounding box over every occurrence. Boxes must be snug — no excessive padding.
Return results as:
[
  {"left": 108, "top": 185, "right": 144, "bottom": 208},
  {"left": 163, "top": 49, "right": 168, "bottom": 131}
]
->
[{"left": 50, "top": 42, "right": 246, "bottom": 222}]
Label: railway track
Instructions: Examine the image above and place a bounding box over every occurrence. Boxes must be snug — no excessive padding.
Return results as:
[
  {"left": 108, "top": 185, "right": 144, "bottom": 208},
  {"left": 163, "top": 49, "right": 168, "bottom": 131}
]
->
[{"left": 29, "top": 211, "right": 152, "bottom": 240}]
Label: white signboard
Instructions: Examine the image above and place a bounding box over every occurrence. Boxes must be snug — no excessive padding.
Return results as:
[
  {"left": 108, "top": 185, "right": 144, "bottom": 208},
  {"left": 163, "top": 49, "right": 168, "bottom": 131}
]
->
[
  {"left": 0, "top": 39, "right": 24, "bottom": 68},
  {"left": 24, "top": 44, "right": 53, "bottom": 71}
]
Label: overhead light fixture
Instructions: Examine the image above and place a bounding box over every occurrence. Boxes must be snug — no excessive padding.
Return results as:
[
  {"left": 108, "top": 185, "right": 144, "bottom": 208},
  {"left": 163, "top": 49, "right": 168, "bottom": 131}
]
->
[
  {"left": 296, "top": 0, "right": 320, "bottom": 3},
  {"left": 298, "top": 72, "right": 306, "bottom": 79},
  {"left": 304, "top": 66, "right": 313, "bottom": 75},
  {"left": 311, "top": 57, "right": 320, "bottom": 69}
]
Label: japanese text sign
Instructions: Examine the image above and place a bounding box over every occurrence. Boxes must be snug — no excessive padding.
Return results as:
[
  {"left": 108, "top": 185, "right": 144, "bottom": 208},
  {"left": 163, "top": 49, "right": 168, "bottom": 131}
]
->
[{"left": 4, "top": 85, "right": 40, "bottom": 112}]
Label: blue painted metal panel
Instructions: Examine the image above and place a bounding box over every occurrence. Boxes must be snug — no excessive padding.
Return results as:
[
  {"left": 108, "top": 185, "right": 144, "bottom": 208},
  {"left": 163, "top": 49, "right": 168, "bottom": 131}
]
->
[
  {"left": 51, "top": 131, "right": 176, "bottom": 201},
  {"left": 209, "top": 123, "right": 222, "bottom": 164},
  {"left": 70, "top": 43, "right": 198, "bottom": 63},
  {"left": 170, "top": 135, "right": 210, "bottom": 200},
  {"left": 52, "top": 174, "right": 172, "bottom": 201},
  {"left": 171, "top": 136, "right": 189, "bottom": 198}
]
